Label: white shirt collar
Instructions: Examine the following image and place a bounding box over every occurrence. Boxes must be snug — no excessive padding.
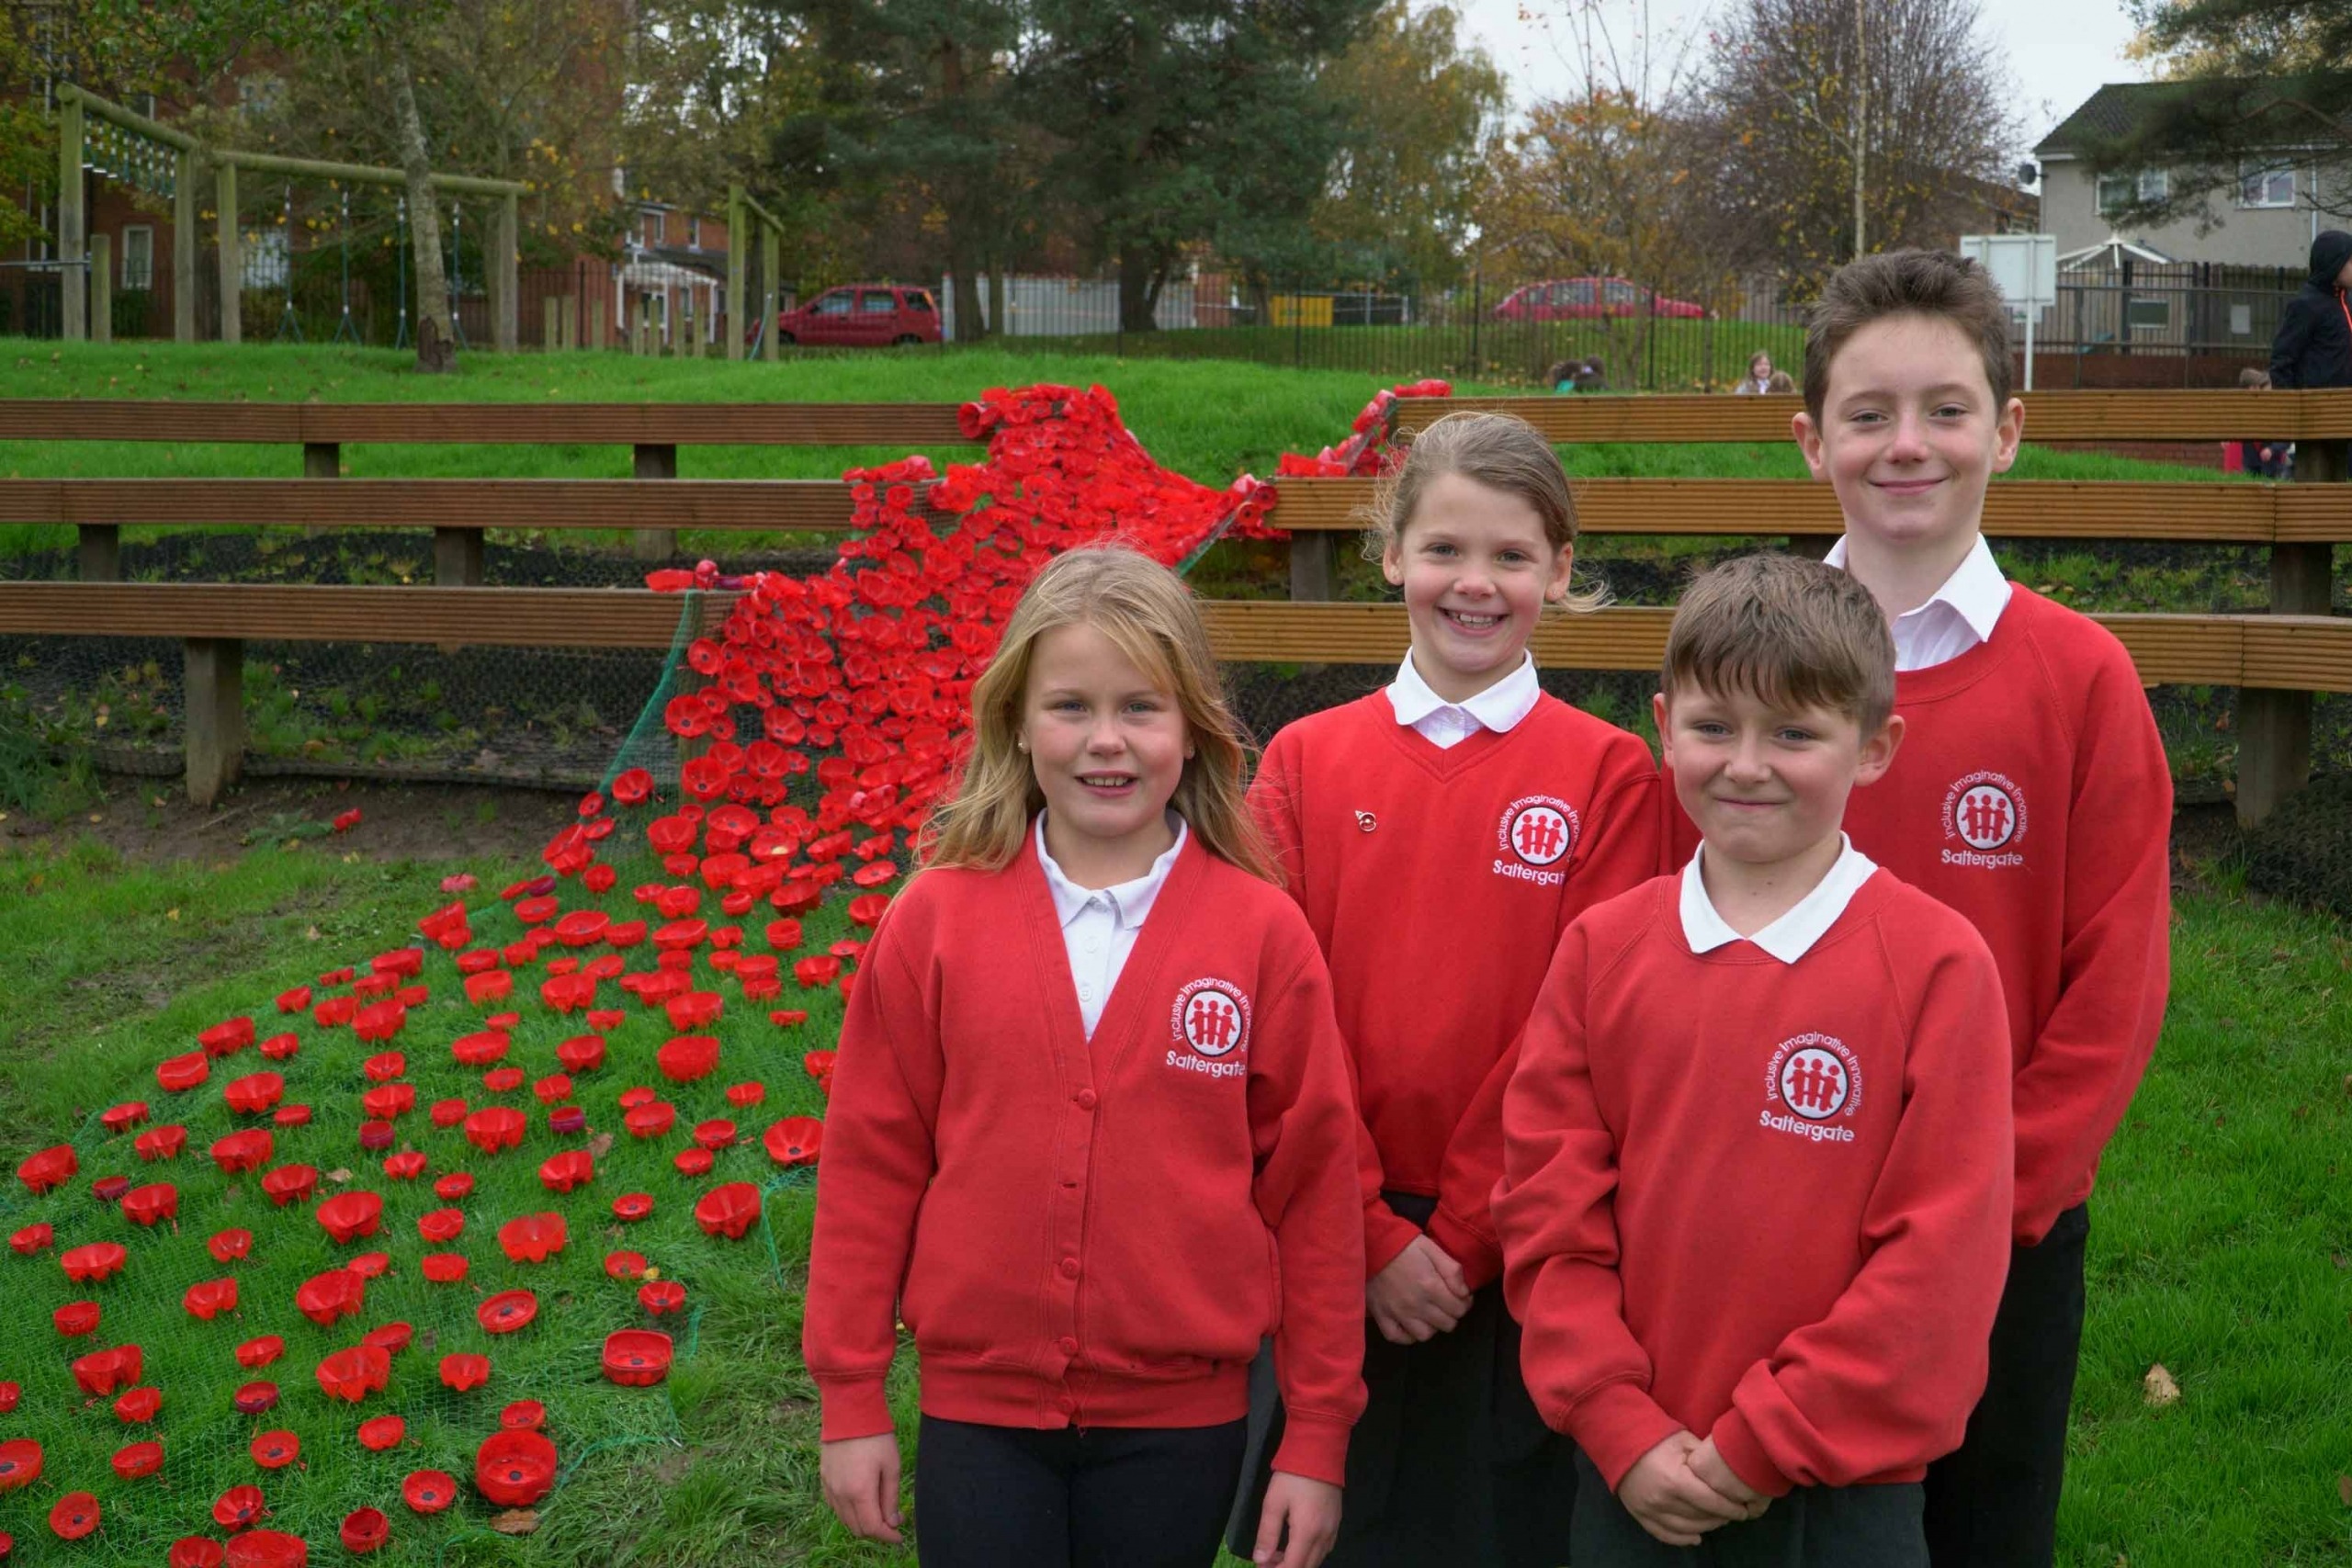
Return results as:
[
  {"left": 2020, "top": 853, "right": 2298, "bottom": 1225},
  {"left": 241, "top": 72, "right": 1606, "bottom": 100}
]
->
[
  {"left": 1678, "top": 836, "right": 1879, "bottom": 964},
  {"left": 1825, "top": 534, "right": 2011, "bottom": 652},
  {"left": 1386, "top": 650, "right": 1542, "bottom": 735},
  {"left": 1035, "top": 812, "right": 1187, "bottom": 932}
]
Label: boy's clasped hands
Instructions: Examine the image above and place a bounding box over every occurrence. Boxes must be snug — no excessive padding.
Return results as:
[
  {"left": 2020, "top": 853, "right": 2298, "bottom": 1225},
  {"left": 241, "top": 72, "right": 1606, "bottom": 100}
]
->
[
  {"left": 1367, "top": 1235, "right": 1473, "bottom": 1343},
  {"left": 1620, "top": 1430, "right": 1770, "bottom": 1545}
]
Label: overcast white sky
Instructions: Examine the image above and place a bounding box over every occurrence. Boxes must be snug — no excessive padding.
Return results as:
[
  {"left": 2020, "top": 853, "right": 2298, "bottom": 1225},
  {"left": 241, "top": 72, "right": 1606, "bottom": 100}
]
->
[{"left": 1449, "top": 0, "right": 2146, "bottom": 161}]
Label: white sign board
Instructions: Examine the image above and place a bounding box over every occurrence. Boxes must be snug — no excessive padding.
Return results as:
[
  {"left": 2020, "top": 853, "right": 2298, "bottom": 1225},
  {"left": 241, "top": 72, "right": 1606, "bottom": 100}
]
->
[{"left": 1959, "top": 233, "right": 2058, "bottom": 389}]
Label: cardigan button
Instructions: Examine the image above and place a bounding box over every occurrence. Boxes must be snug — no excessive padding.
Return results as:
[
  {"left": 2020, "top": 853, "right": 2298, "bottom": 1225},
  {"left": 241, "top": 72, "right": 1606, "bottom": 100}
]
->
[
  {"left": 1059, "top": 1257, "right": 1080, "bottom": 1279},
  {"left": 1057, "top": 1336, "right": 1080, "bottom": 1356},
  {"left": 1074, "top": 1088, "right": 1098, "bottom": 1111}
]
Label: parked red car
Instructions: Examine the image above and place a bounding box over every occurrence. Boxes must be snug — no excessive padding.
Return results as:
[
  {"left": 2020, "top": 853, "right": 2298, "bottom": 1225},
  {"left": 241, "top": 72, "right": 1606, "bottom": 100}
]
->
[
  {"left": 768, "top": 284, "right": 942, "bottom": 347},
  {"left": 1493, "top": 277, "right": 1708, "bottom": 320}
]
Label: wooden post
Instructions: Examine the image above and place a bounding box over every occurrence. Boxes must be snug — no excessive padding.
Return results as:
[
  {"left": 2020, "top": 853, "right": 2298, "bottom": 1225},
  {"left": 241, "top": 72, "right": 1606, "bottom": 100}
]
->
[
  {"left": 727, "top": 186, "right": 745, "bottom": 362},
  {"left": 77, "top": 525, "right": 119, "bottom": 581},
  {"left": 57, "top": 93, "right": 85, "bottom": 342},
  {"left": 303, "top": 443, "right": 339, "bottom": 479},
  {"left": 89, "top": 232, "right": 111, "bottom": 344},
  {"left": 492, "top": 192, "right": 518, "bottom": 352},
  {"left": 216, "top": 160, "right": 241, "bottom": 345},
  {"left": 593, "top": 296, "right": 608, "bottom": 351},
  {"left": 1289, "top": 534, "right": 1338, "bottom": 601},
  {"left": 633, "top": 442, "right": 677, "bottom": 560},
  {"left": 174, "top": 151, "right": 197, "bottom": 343},
  {"left": 435, "top": 526, "right": 484, "bottom": 587},
  {"left": 2236, "top": 440, "right": 2340, "bottom": 827},
  {"left": 183, "top": 637, "right": 245, "bottom": 807},
  {"left": 761, "top": 223, "right": 780, "bottom": 363},
  {"left": 544, "top": 294, "right": 560, "bottom": 351}
]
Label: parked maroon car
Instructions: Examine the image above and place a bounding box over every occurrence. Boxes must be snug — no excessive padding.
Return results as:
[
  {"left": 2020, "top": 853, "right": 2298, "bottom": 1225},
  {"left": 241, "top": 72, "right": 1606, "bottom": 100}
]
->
[
  {"left": 1493, "top": 277, "right": 1708, "bottom": 320},
  {"left": 770, "top": 284, "right": 942, "bottom": 347}
]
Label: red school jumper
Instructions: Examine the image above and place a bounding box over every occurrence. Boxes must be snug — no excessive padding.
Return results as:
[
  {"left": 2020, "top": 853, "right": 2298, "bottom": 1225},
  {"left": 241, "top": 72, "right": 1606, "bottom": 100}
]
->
[
  {"left": 1496, "top": 871, "right": 2014, "bottom": 1497},
  {"left": 1663, "top": 585, "right": 2173, "bottom": 1244},
  {"left": 1252, "top": 692, "right": 1659, "bottom": 1286},
  {"left": 802, "top": 829, "right": 1368, "bottom": 1485}
]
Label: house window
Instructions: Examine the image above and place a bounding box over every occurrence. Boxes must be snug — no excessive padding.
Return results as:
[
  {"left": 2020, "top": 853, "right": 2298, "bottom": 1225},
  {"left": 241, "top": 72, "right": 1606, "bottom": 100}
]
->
[
  {"left": 121, "top": 225, "right": 153, "bottom": 290},
  {"left": 642, "top": 212, "right": 662, "bottom": 248},
  {"left": 2126, "top": 298, "right": 2171, "bottom": 333},
  {"left": 2098, "top": 168, "right": 2169, "bottom": 214},
  {"left": 2239, "top": 163, "right": 2295, "bottom": 208}
]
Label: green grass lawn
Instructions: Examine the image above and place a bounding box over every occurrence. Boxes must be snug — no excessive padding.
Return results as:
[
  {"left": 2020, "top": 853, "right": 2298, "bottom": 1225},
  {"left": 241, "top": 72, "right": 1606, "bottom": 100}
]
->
[{"left": 0, "top": 826, "right": 2342, "bottom": 1565}]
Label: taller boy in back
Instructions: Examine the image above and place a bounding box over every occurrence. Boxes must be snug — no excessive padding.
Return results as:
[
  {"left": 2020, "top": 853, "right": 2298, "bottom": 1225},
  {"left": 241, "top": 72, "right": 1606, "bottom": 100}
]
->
[
  {"left": 1499, "top": 551, "right": 2016, "bottom": 1564},
  {"left": 1672, "top": 249, "right": 2175, "bottom": 1565}
]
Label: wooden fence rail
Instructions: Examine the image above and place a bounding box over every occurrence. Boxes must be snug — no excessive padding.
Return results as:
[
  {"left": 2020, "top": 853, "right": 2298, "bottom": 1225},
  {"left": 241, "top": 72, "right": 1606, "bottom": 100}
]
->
[{"left": 0, "top": 391, "right": 2342, "bottom": 822}]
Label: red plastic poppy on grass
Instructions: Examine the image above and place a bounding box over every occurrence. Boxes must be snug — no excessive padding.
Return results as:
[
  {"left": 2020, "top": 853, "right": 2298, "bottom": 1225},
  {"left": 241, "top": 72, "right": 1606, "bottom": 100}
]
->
[
  {"left": 113, "top": 1438, "right": 164, "bottom": 1479},
  {"left": 275, "top": 984, "right": 312, "bottom": 1013},
  {"left": 694, "top": 1181, "right": 763, "bottom": 1240},
  {"left": 793, "top": 955, "right": 842, "bottom": 989},
  {"left": 212, "top": 1483, "right": 266, "bottom": 1530},
  {"left": 483, "top": 1066, "right": 526, "bottom": 1093},
  {"left": 136, "top": 1123, "right": 188, "bottom": 1161},
  {"left": 402, "top": 1468, "right": 458, "bottom": 1513},
  {"left": 764, "top": 1117, "right": 823, "bottom": 1168},
  {"left": 71, "top": 1343, "right": 141, "bottom": 1395},
  {"left": 435, "top": 1170, "right": 476, "bottom": 1201},
  {"left": 439, "top": 1351, "right": 494, "bottom": 1392},
  {"left": 774, "top": 1010, "right": 810, "bottom": 1030},
  {"left": 474, "top": 1427, "right": 559, "bottom": 1506},
  {"left": 276, "top": 1105, "right": 314, "bottom": 1129},
  {"left": 499, "top": 1399, "right": 548, "bottom": 1431},
  {"left": 236, "top": 1335, "right": 284, "bottom": 1369},
  {"left": 464, "top": 969, "right": 514, "bottom": 1006},
  {"left": 90, "top": 1171, "right": 128, "bottom": 1201},
  {"left": 371, "top": 946, "right": 424, "bottom": 979},
  {"left": 232, "top": 1381, "right": 279, "bottom": 1415},
  {"left": 332, "top": 807, "right": 363, "bottom": 832},
  {"left": 624, "top": 1100, "right": 678, "bottom": 1139},
  {"left": 603, "top": 1329, "right": 674, "bottom": 1387},
  {"left": 352, "top": 999, "right": 408, "bottom": 1043},
  {"left": 348, "top": 1249, "right": 391, "bottom": 1279},
  {"left": 171, "top": 1540, "right": 228, "bottom": 1568},
  {"left": 673, "top": 1145, "right": 715, "bottom": 1177},
  {"left": 224, "top": 1529, "right": 308, "bottom": 1568},
  {"left": 0, "top": 1439, "right": 40, "bottom": 1491},
  {"left": 534, "top": 1073, "right": 574, "bottom": 1105},
  {"left": 312, "top": 995, "right": 357, "bottom": 1028},
  {"left": 52, "top": 1301, "right": 98, "bottom": 1337},
  {"left": 539, "top": 1150, "right": 594, "bottom": 1193},
  {"left": 223, "top": 1072, "right": 285, "bottom": 1115},
  {"left": 657, "top": 1034, "right": 719, "bottom": 1083},
  {"left": 10, "top": 1224, "right": 51, "bottom": 1256},
  {"left": 554, "top": 1036, "right": 607, "bottom": 1076},
  {"left": 693, "top": 1118, "right": 738, "bottom": 1151},
  {"left": 317, "top": 1190, "right": 385, "bottom": 1244},
  {"left": 365, "top": 1322, "right": 415, "bottom": 1357},
  {"left": 295, "top": 1268, "right": 366, "bottom": 1327},
  {"left": 339, "top": 1506, "right": 390, "bottom": 1553},
  {"left": 249, "top": 1429, "right": 299, "bottom": 1469},
  {"left": 62, "top": 1241, "right": 127, "bottom": 1283},
  {"left": 210, "top": 1226, "right": 254, "bottom": 1263},
  {"left": 664, "top": 989, "right": 725, "bottom": 1031},
  {"left": 199, "top": 1016, "right": 256, "bottom": 1055},
  {"left": 258, "top": 1032, "right": 300, "bottom": 1061},
  {"left": 638, "top": 1279, "right": 686, "bottom": 1315},
  {"left": 212, "top": 1129, "right": 273, "bottom": 1174},
  {"left": 157, "top": 1050, "right": 211, "bottom": 1091},
  {"left": 316, "top": 1344, "right": 392, "bottom": 1403},
  {"left": 357, "top": 1413, "right": 406, "bottom": 1450},
  {"left": 463, "top": 1105, "right": 526, "bottom": 1155},
  {"left": 185, "top": 1277, "right": 240, "bottom": 1320},
  {"left": 50, "top": 1491, "right": 99, "bottom": 1540},
  {"left": 259, "top": 1164, "right": 319, "bottom": 1205},
  {"left": 604, "top": 1249, "right": 649, "bottom": 1280},
  {"left": 114, "top": 1384, "right": 162, "bottom": 1421},
  {"left": 20, "top": 1143, "right": 81, "bottom": 1194},
  {"left": 498, "top": 1213, "right": 568, "bottom": 1264},
  {"left": 382, "top": 1150, "right": 428, "bottom": 1180}
]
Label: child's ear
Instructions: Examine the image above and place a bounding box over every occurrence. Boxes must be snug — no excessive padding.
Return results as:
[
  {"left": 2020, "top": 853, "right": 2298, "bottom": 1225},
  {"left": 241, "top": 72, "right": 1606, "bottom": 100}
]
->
[
  {"left": 1854, "top": 713, "right": 1905, "bottom": 786},
  {"left": 1651, "top": 691, "right": 1674, "bottom": 769},
  {"left": 1544, "top": 544, "right": 1576, "bottom": 603},
  {"left": 1991, "top": 397, "right": 2025, "bottom": 475},
  {"left": 1381, "top": 535, "right": 1406, "bottom": 587},
  {"left": 1792, "top": 409, "right": 1828, "bottom": 480}
]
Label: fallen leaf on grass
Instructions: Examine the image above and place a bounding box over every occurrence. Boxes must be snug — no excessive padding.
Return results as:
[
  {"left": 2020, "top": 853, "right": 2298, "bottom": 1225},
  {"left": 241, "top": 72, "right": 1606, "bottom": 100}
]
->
[
  {"left": 490, "top": 1509, "right": 539, "bottom": 1535},
  {"left": 586, "top": 1133, "right": 615, "bottom": 1160},
  {"left": 2338, "top": 1473, "right": 2352, "bottom": 1507},
  {"left": 325, "top": 1169, "right": 353, "bottom": 1185},
  {"left": 2143, "top": 1363, "right": 2180, "bottom": 1407}
]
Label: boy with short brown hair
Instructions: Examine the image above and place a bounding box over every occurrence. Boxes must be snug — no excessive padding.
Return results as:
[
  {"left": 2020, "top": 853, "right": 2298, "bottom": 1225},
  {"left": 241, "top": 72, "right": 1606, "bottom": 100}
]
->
[
  {"left": 1779, "top": 248, "right": 2174, "bottom": 1566},
  {"left": 1500, "top": 552, "right": 2015, "bottom": 1564}
]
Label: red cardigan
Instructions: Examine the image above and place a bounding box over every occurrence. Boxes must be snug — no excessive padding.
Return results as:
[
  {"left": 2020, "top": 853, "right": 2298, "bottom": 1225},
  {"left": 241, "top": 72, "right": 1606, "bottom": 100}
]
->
[
  {"left": 803, "top": 829, "right": 1367, "bottom": 1485},
  {"left": 1663, "top": 584, "right": 2173, "bottom": 1244},
  {"left": 1498, "top": 872, "right": 2013, "bottom": 1497},
  {"left": 1252, "top": 691, "right": 1659, "bottom": 1285}
]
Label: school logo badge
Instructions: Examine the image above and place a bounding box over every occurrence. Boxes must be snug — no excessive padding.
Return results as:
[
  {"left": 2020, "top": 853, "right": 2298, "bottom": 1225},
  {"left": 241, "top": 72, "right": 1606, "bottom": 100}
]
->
[
  {"left": 1760, "top": 1032, "right": 1862, "bottom": 1145},
  {"left": 1941, "top": 770, "right": 2027, "bottom": 868},
  {"left": 1172, "top": 978, "right": 1250, "bottom": 1058},
  {"left": 1493, "top": 795, "right": 1578, "bottom": 887}
]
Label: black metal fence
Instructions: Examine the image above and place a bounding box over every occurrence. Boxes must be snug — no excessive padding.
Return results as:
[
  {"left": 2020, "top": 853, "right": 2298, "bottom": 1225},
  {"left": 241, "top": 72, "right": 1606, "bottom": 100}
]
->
[{"left": 2, "top": 252, "right": 2302, "bottom": 391}]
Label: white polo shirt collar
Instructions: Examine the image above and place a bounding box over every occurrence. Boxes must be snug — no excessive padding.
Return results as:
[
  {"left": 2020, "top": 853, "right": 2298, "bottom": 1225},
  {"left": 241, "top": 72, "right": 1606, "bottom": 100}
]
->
[
  {"left": 1679, "top": 836, "right": 1879, "bottom": 964},
  {"left": 1387, "top": 650, "right": 1542, "bottom": 743},
  {"left": 1825, "top": 534, "right": 2011, "bottom": 671},
  {"left": 1035, "top": 811, "right": 1187, "bottom": 933}
]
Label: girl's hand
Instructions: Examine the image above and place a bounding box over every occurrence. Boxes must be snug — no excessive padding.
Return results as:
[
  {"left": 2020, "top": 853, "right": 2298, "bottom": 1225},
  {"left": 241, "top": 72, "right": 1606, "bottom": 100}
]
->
[
  {"left": 1689, "top": 1434, "right": 1770, "bottom": 1519},
  {"left": 1367, "top": 1235, "right": 1474, "bottom": 1344},
  {"left": 820, "top": 1433, "right": 904, "bottom": 1544},
  {"left": 1252, "top": 1472, "right": 1343, "bottom": 1567}
]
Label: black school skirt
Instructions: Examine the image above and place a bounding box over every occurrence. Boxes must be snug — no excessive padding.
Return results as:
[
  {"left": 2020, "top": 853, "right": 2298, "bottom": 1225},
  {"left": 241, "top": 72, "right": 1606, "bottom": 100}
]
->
[{"left": 1225, "top": 1192, "right": 1578, "bottom": 1568}]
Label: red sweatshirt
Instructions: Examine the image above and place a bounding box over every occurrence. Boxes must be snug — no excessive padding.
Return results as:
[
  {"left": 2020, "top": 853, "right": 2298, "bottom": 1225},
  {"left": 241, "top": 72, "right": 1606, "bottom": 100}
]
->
[
  {"left": 802, "top": 829, "right": 1367, "bottom": 1485},
  {"left": 1497, "top": 871, "right": 2013, "bottom": 1498},
  {"left": 1252, "top": 692, "right": 1659, "bottom": 1286},
  {"left": 1664, "top": 584, "right": 2173, "bottom": 1244}
]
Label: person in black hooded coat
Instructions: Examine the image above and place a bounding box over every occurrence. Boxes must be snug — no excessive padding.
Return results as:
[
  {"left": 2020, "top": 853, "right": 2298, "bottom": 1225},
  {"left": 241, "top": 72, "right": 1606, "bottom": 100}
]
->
[{"left": 2269, "top": 230, "right": 2352, "bottom": 389}]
